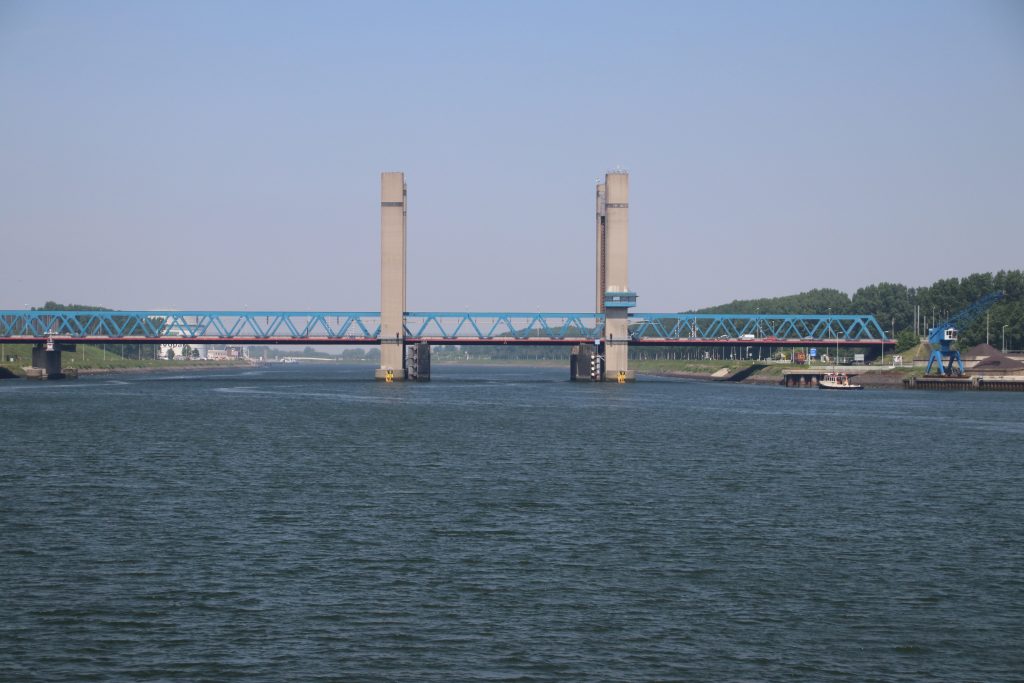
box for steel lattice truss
[0,311,383,344]
[628,314,888,344]
[404,313,602,343]
[0,310,889,345]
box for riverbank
[633,359,922,388]
[0,359,253,379]
[75,361,254,377]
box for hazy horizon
[3,1,1022,313]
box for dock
[904,376,1024,392]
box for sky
[1,0,1022,313]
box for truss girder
[628,314,887,342]
[403,313,604,341]
[0,311,384,343]
[0,311,888,343]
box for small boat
[819,371,863,390]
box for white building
[205,346,247,361]
[159,341,208,360]
[157,320,207,360]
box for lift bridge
[1,170,892,380]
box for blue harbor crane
[925,291,1005,376]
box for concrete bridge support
[27,343,75,380]
[597,171,635,381]
[376,171,407,381]
[570,343,604,381]
[406,342,431,381]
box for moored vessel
[819,371,862,390]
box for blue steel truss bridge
[0,310,891,348]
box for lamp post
[889,316,895,366]
[756,307,761,360]
[1003,325,1009,354]
[827,307,832,367]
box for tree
[35,301,112,311]
[166,348,175,360]
[697,288,852,315]
[895,329,919,354]
[851,282,913,333]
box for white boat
[820,317,862,390]
[819,371,862,390]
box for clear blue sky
[2,1,1022,312]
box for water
[2,364,1022,681]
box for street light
[1003,325,1009,354]
[827,307,832,366]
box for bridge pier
[570,343,603,381]
[26,342,75,380]
[375,338,405,381]
[406,342,430,381]
[604,337,633,382]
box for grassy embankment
[0,343,245,378]
[631,358,747,376]
[631,357,927,382]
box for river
[2,364,1022,681]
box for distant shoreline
[0,361,253,380]
[74,361,253,377]
[0,358,951,389]
[635,363,913,388]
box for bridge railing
[0,310,889,343]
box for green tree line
[696,270,1024,350]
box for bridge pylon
[595,170,635,382]
[376,171,408,381]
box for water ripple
[2,365,1022,681]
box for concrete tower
[595,181,607,313]
[377,171,407,380]
[598,170,635,381]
